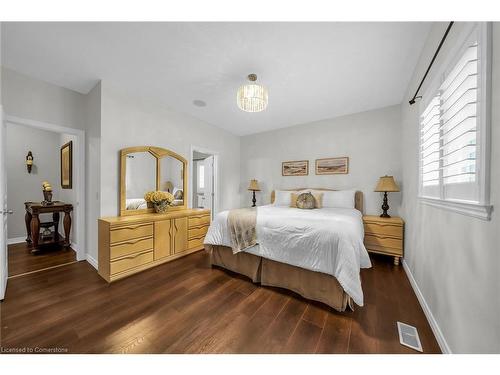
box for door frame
[3,115,86,262]
[1,105,7,299]
[189,145,218,219]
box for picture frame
[315,157,349,175]
[60,141,73,189]
[282,160,309,176]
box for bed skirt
[205,244,352,312]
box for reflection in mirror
[125,152,156,210]
[160,156,184,207]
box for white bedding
[204,205,371,306]
[126,198,148,210]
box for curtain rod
[409,22,454,105]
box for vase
[42,190,53,205]
[153,200,169,214]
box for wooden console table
[25,201,73,253]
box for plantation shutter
[420,39,480,202]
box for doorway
[190,146,218,219]
[1,115,86,283]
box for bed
[204,188,371,311]
[125,188,184,210]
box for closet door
[173,217,188,254]
[154,220,172,259]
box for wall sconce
[26,151,34,173]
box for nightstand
[363,215,404,265]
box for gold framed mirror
[120,146,188,216]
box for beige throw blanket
[228,207,257,253]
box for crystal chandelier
[237,74,268,112]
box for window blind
[420,41,479,200]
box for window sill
[418,197,493,220]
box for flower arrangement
[42,181,53,192]
[42,181,53,204]
[144,191,175,213]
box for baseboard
[86,254,98,270]
[7,237,25,245]
[402,259,452,354]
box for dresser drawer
[188,225,208,240]
[110,250,154,275]
[110,223,153,243]
[110,237,153,259]
[188,236,205,250]
[188,215,210,228]
[365,234,403,253]
[364,221,402,239]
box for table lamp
[374,175,400,218]
[248,179,261,207]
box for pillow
[274,190,294,206]
[296,192,315,209]
[291,191,323,208]
[322,190,356,209]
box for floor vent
[397,321,423,352]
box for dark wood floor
[0,251,440,354]
[8,242,77,277]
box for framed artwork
[60,141,73,189]
[315,157,349,175]
[282,160,309,176]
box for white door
[0,108,9,300]
[203,156,214,214]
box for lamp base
[251,190,257,207]
[380,191,390,218]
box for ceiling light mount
[237,73,268,113]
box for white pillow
[274,190,294,206]
[322,190,356,209]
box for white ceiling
[1,22,432,136]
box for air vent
[397,321,423,352]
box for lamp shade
[164,181,173,193]
[374,175,400,192]
[248,179,261,191]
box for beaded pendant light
[237,74,268,112]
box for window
[419,23,492,220]
[198,164,205,189]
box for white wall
[5,123,61,238]
[1,68,86,130]
[84,82,101,264]
[240,105,402,214]
[400,22,500,353]
[99,83,241,216]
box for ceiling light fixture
[237,74,268,112]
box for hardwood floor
[0,251,441,354]
[7,242,77,277]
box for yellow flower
[144,190,174,204]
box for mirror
[120,146,188,216]
[124,152,157,211]
[160,156,185,207]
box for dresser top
[363,215,404,225]
[100,208,210,224]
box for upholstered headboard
[270,188,364,213]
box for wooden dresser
[98,208,210,282]
[363,215,404,266]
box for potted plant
[144,191,175,214]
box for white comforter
[204,205,372,306]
